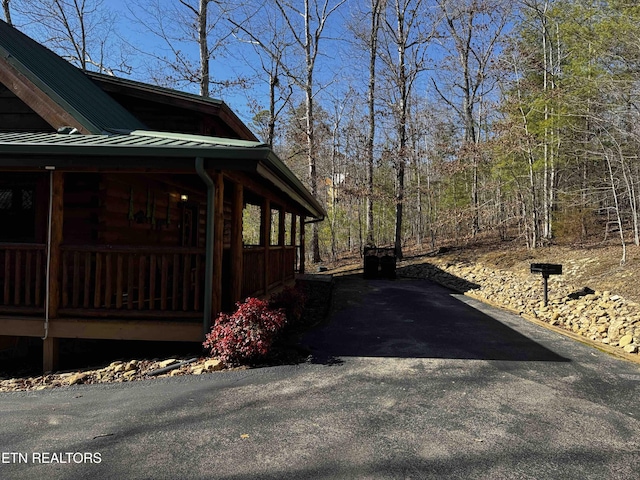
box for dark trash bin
[363,254,379,279]
[380,255,396,279]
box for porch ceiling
[0,130,325,220]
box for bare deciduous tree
[14,0,128,75]
[379,0,437,258]
[433,0,510,237]
[229,3,295,146]
[234,0,345,263]
[130,0,239,97]
[352,0,385,246]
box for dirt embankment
[396,244,640,362]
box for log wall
[0,85,54,132]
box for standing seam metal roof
[0,20,146,134]
[0,130,326,219]
[0,21,324,219]
[0,131,265,150]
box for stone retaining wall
[401,260,640,358]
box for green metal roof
[0,21,324,219]
[87,72,225,108]
[0,131,265,153]
[88,73,259,141]
[0,20,146,134]
[0,131,325,219]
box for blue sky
[7,0,506,140]
[101,0,353,127]
[7,0,387,131]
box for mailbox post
[530,263,562,306]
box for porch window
[242,203,261,245]
[0,186,36,242]
[270,209,280,246]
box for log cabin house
[0,21,325,372]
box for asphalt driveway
[1,275,639,479]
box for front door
[179,202,199,247]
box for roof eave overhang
[0,53,97,134]
[0,144,325,220]
[255,162,324,220]
[88,73,258,141]
[260,152,325,220]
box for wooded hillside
[5,0,640,264]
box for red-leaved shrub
[268,285,307,324]
[203,297,286,366]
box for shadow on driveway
[302,273,569,363]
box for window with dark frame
[0,185,36,242]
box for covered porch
[0,131,322,371]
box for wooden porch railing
[242,246,296,299]
[242,247,265,299]
[284,247,296,279]
[0,242,298,317]
[0,243,46,312]
[60,245,205,318]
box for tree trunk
[301,0,322,263]
[267,72,277,146]
[605,151,626,265]
[366,0,382,246]
[393,0,408,260]
[3,0,12,25]
[198,0,210,97]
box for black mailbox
[530,263,562,306]
[530,263,562,276]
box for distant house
[0,20,325,372]
[324,173,346,204]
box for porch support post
[261,197,270,294]
[212,172,224,316]
[43,169,63,373]
[299,216,306,274]
[48,170,64,319]
[279,208,286,283]
[230,182,243,304]
[43,336,59,373]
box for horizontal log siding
[0,87,53,131]
[97,174,218,249]
[60,245,205,318]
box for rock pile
[402,259,640,358]
[0,357,223,393]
